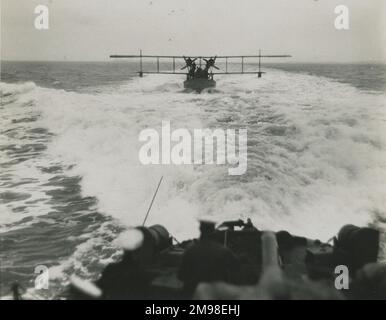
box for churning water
[1,61,385,298]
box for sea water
[1,61,385,298]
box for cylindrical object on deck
[261,231,280,272]
[147,224,171,252]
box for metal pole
[226,57,228,73]
[157,57,160,73]
[142,176,164,226]
[173,57,175,73]
[241,56,244,73]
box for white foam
[2,69,386,241]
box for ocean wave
[2,70,383,241]
[0,81,37,98]
[1,70,386,298]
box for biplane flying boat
[110,50,291,92]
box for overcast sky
[1,0,385,62]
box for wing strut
[139,49,143,77]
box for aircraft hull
[183,79,216,92]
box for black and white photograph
[1,0,386,304]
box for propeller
[181,56,197,70]
[204,56,219,70]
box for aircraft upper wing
[110,55,184,58]
[110,54,291,59]
[215,55,291,58]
